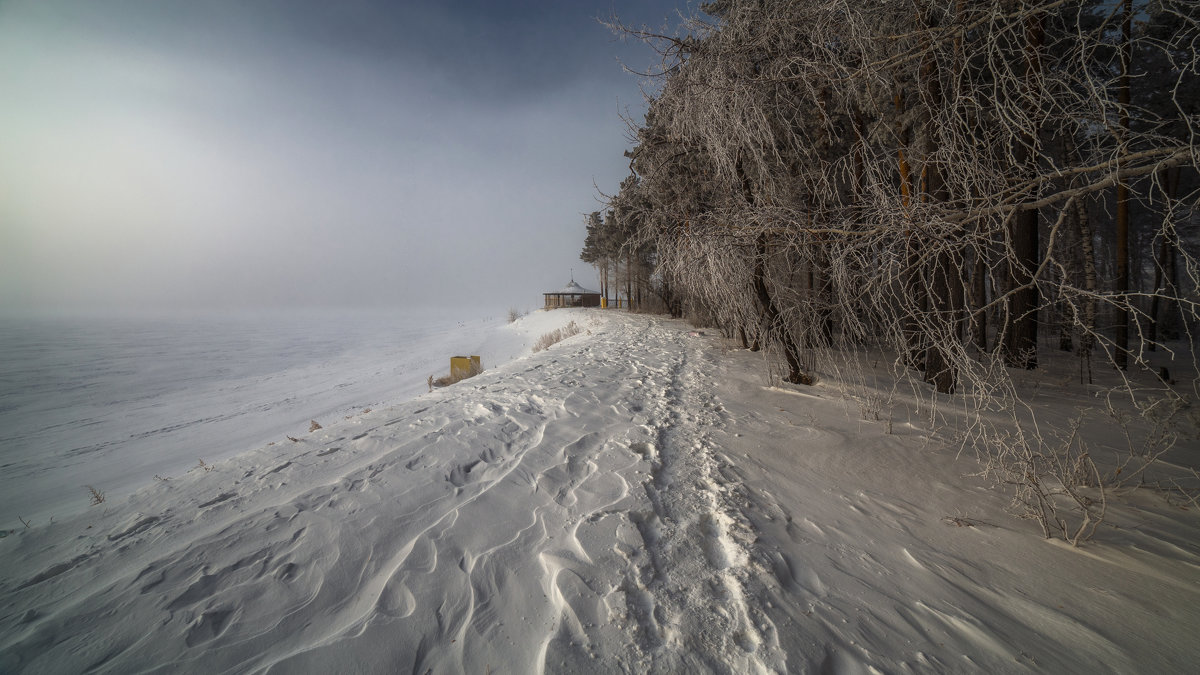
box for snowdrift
[1,310,1198,673]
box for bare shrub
[507,307,527,323]
[309,420,322,432]
[86,485,105,506]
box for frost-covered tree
[592,0,1200,542]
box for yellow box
[450,355,481,379]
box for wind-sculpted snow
[0,310,530,528]
[1,309,1198,673]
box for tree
[580,211,612,302]
[593,0,1200,541]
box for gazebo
[543,279,601,309]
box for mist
[0,0,685,313]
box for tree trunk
[1148,166,1181,348]
[916,15,962,395]
[1002,8,1043,370]
[636,255,644,308]
[604,260,611,305]
[895,87,928,373]
[1003,207,1040,370]
[754,235,808,384]
[1114,0,1133,369]
[895,90,912,212]
[1058,295,1074,352]
[921,200,962,394]
[1059,133,1097,383]
[626,249,634,311]
[971,249,989,352]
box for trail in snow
[2,309,1198,674]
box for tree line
[582,0,1199,542]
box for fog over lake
[0,0,686,313]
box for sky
[0,0,692,313]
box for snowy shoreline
[0,307,540,528]
[2,309,1198,673]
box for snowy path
[535,318,783,673]
[2,310,1198,673]
[0,312,778,673]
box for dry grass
[532,321,581,353]
[433,360,483,388]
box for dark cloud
[0,0,690,312]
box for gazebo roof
[547,280,599,295]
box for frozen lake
[0,307,518,528]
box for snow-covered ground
[0,308,534,528]
[1,309,1198,673]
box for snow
[548,280,599,295]
[1,309,1198,673]
[0,308,538,528]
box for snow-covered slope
[0,308,550,528]
[1,310,1197,673]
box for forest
[581,0,1199,543]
